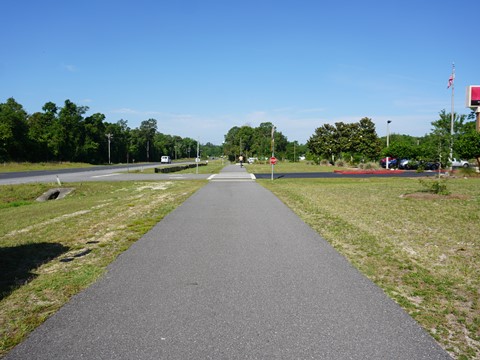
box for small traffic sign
[270,156,277,165]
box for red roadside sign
[270,156,277,165]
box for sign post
[271,126,276,180]
[466,85,480,132]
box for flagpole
[449,63,455,167]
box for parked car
[399,159,419,170]
[450,158,469,168]
[398,159,441,171]
[421,161,440,170]
[247,157,257,164]
[160,156,171,164]
[380,158,397,168]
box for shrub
[456,166,477,178]
[320,159,331,166]
[364,162,378,170]
[335,159,346,167]
[418,179,450,195]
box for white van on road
[161,156,171,164]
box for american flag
[447,63,455,89]
[447,74,454,89]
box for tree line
[2,96,479,166]
[306,112,480,167]
[0,98,222,163]
[379,110,480,168]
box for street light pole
[106,133,113,164]
[387,120,391,147]
[386,120,391,169]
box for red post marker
[270,156,277,165]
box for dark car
[380,158,397,168]
[422,161,440,170]
[398,159,440,171]
[398,159,419,170]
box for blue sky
[2,0,478,145]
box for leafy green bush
[418,179,450,195]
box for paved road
[254,171,442,179]
[0,163,211,185]
[0,163,444,185]
[5,165,451,359]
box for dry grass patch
[261,177,480,360]
[0,180,205,356]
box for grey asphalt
[5,165,452,359]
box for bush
[456,166,477,178]
[320,159,331,166]
[334,159,346,167]
[154,163,207,173]
[358,162,378,170]
[418,179,450,195]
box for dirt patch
[400,192,470,200]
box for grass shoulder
[260,177,480,359]
[246,161,340,173]
[0,162,97,173]
[0,180,206,356]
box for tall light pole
[386,120,392,147]
[196,138,200,174]
[106,133,113,164]
[146,140,150,162]
[386,120,392,169]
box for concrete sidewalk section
[209,164,256,181]
[6,168,451,359]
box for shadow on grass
[0,242,69,300]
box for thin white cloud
[110,108,139,114]
[299,107,326,114]
[62,64,78,72]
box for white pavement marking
[209,172,255,182]
[91,173,121,178]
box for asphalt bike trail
[5,165,451,359]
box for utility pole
[106,133,113,164]
[386,120,391,169]
[146,140,150,162]
[196,138,200,174]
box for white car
[160,156,171,164]
[450,158,469,168]
[247,157,257,164]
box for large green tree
[0,98,29,161]
[307,118,380,163]
[430,109,467,165]
[55,100,89,161]
[223,123,288,162]
[138,119,157,161]
[27,102,58,161]
[78,113,107,163]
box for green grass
[0,162,95,173]
[174,159,226,174]
[246,161,342,173]
[260,177,480,359]
[0,180,206,356]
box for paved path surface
[6,165,451,359]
